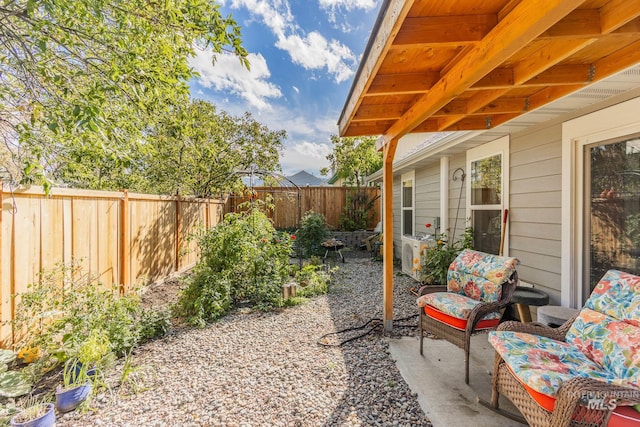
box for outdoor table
[322,239,345,263]
[509,286,550,322]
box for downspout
[382,138,398,331]
[440,157,450,237]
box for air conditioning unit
[401,236,423,281]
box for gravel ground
[57,252,431,426]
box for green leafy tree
[1,0,248,189]
[322,135,382,187]
[141,101,285,197]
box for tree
[323,135,382,231]
[141,100,285,197]
[0,0,248,188]
[322,135,382,187]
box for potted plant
[55,329,110,413]
[10,397,55,427]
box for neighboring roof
[285,171,328,187]
[327,173,340,185]
[338,0,640,147]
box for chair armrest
[496,320,568,341]
[550,378,640,427]
[418,285,447,296]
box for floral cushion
[447,249,519,302]
[489,269,640,401]
[565,270,640,389]
[489,330,613,397]
[417,292,501,321]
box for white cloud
[276,31,355,83]
[280,141,332,175]
[292,86,299,94]
[318,0,377,10]
[189,49,282,110]
[318,0,378,26]
[225,0,356,82]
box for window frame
[466,135,510,254]
[562,96,640,307]
[401,170,415,236]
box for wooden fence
[224,186,381,230]
[0,183,224,343]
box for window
[401,171,415,236]
[467,136,509,254]
[562,96,640,307]
[583,135,640,301]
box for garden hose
[317,314,418,347]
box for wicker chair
[488,270,640,427]
[417,249,520,384]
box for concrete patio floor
[388,334,527,427]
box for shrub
[296,211,328,257]
[338,190,377,231]
[10,262,169,378]
[420,227,474,285]
[176,206,294,326]
[295,263,334,297]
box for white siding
[415,166,440,236]
[510,124,563,303]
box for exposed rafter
[338,0,640,142]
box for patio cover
[337,0,640,329]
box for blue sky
[188,0,382,177]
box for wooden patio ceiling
[338,0,640,148]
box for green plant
[0,350,31,398]
[420,227,474,285]
[296,211,329,257]
[9,262,169,383]
[175,206,294,326]
[338,190,377,231]
[295,263,335,297]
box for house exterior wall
[509,124,563,303]
[389,95,640,307]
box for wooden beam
[393,14,497,47]
[367,72,440,95]
[338,0,416,136]
[472,98,529,115]
[528,85,585,111]
[512,39,597,85]
[379,0,584,147]
[353,104,406,121]
[440,113,520,132]
[538,9,601,38]
[593,40,640,80]
[413,119,440,133]
[601,0,640,34]
[471,68,514,90]
[382,138,398,331]
[523,64,594,86]
[435,89,509,130]
[343,121,391,137]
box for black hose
[317,314,418,347]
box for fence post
[175,194,181,272]
[120,190,130,294]
[205,198,210,230]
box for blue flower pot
[55,382,92,413]
[10,403,55,427]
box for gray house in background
[338,0,640,328]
